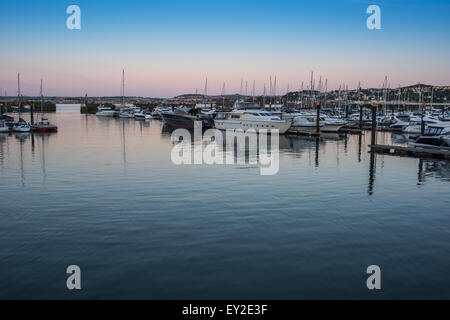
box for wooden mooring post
[30,103,34,125]
[371,102,377,147]
[316,101,321,136]
[421,102,426,135]
[359,103,363,131]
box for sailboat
[31,79,58,132]
[12,73,31,132]
[116,69,136,118]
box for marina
[1,105,450,299]
[1,0,450,304]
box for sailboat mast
[121,69,125,105]
[17,72,21,118]
[221,82,225,109]
[263,83,266,109]
[40,79,44,121]
[204,77,208,108]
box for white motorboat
[409,124,450,150]
[320,115,347,132]
[152,105,171,119]
[402,116,441,136]
[0,120,10,133]
[118,107,135,118]
[96,105,115,117]
[214,109,292,134]
[232,100,260,110]
[289,115,323,134]
[134,111,152,120]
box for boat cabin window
[424,127,443,136]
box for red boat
[31,119,58,132]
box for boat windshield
[424,127,443,136]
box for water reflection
[417,159,450,183]
[15,132,29,187]
[368,152,377,195]
[1,113,450,195]
[0,133,7,167]
[358,134,362,163]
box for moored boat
[134,110,153,120]
[31,79,58,133]
[408,124,450,150]
[31,119,58,132]
[152,105,170,120]
[0,120,10,133]
[214,109,291,134]
[12,118,31,132]
[289,115,323,134]
[161,107,214,129]
[96,105,116,117]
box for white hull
[119,113,134,118]
[403,125,422,134]
[134,113,153,120]
[322,124,345,132]
[96,111,115,117]
[214,119,291,134]
[0,127,10,133]
[409,142,450,151]
[13,125,31,132]
[288,125,321,134]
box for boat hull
[322,124,345,133]
[13,126,31,132]
[96,112,115,117]
[287,126,322,134]
[214,119,291,134]
[32,126,58,133]
[162,113,214,129]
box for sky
[0,0,449,97]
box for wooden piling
[371,102,377,147]
[30,103,34,125]
[359,103,363,131]
[421,102,426,135]
[316,101,321,135]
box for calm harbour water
[1,105,450,299]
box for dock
[370,144,450,160]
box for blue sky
[0,0,449,97]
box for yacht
[409,124,450,150]
[233,100,260,110]
[134,110,152,120]
[152,105,171,120]
[96,105,116,117]
[214,109,291,134]
[118,107,135,118]
[402,116,441,138]
[289,115,323,134]
[319,114,347,132]
[161,107,214,129]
